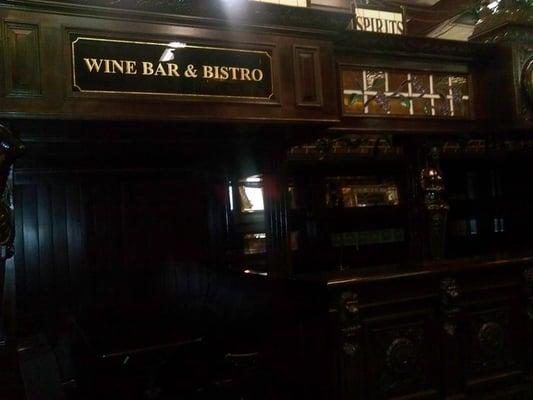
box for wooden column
[420,145,449,261]
[261,138,292,279]
[439,277,464,399]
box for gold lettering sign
[71,36,274,100]
[354,8,404,35]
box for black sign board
[71,35,273,100]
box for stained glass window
[342,68,470,118]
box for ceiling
[399,0,477,40]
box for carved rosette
[386,337,418,374]
[338,291,362,359]
[421,146,449,260]
[374,325,426,395]
[478,322,505,356]
[440,277,460,336]
[469,311,513,374]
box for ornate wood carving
[421,146,449,260]
[386,337,418,375]
[472,0,533,43]
[373,324,427,395]
[478,322,505,356]
[468,310,514,375]
[440,277,460,337]
[338,291,361,359]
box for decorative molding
[293,45,323,108]
[4,22,42,97]
[337,30,491,59]
[472,0,533,43]
[386,337,417,375]
[289,135,403,160]
[440,277,460,337]
[421,146,449,259]
[479,26,533,44]
[0,0,352,33]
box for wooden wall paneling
[65,184,87,315]
[21,184,40,316]
[4,22,41,97]
[13,184,25,321]
[12,166,217,327]
[262,141,292,278]
[50,184,70,314]
[36,184,53,313]
[205,174,230,270]
[0,8,345,123]
[294,45,323,107]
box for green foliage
[349,93,363,106]
[400,98,411,109]
[372,77,385,88]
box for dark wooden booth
[0,0,532,399]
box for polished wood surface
[0,1,531,399]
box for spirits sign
[71,35,274,100]
[355,8,405,35]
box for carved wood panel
[462,302,525,392]
[293,45,323,107]
[466,309,514,375]
[3,22,41,97]
[363,312,439,399]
